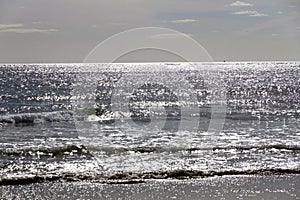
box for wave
[0,111,73,125]
[199,110,300,121]
[188,144,300,152]
[1,144,298,158]
[0,168,299,185]
[0,145,92,159]
[88,144,300,154]
[0,109,298,126]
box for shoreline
[1,174,299,199]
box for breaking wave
[0,111,73,125]
[0,145,92,159]
[0,168,299,185]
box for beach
[1,175,299,199]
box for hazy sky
[0,0,299,62]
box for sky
[0,0,299,62]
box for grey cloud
[0,24,24,29]
[171,19,198,23]
[234,10,268,17]
[230,1,253,7]
[150,33,194,39]
[0,28,58,33]
[0,23,58,33]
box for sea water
[0,62,299,184]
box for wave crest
[0,111,73,125]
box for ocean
[0,62,299,185]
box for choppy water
[0,62,299,184]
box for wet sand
[0,174,299,199]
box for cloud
[0,28,58,33]
[150,33,193,39]
[0,23,58,33]
[0,24,24,29]
[171,19,198,23]
[234,10,268,17]
[230,1,253,7]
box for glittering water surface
[0,62,299,183]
